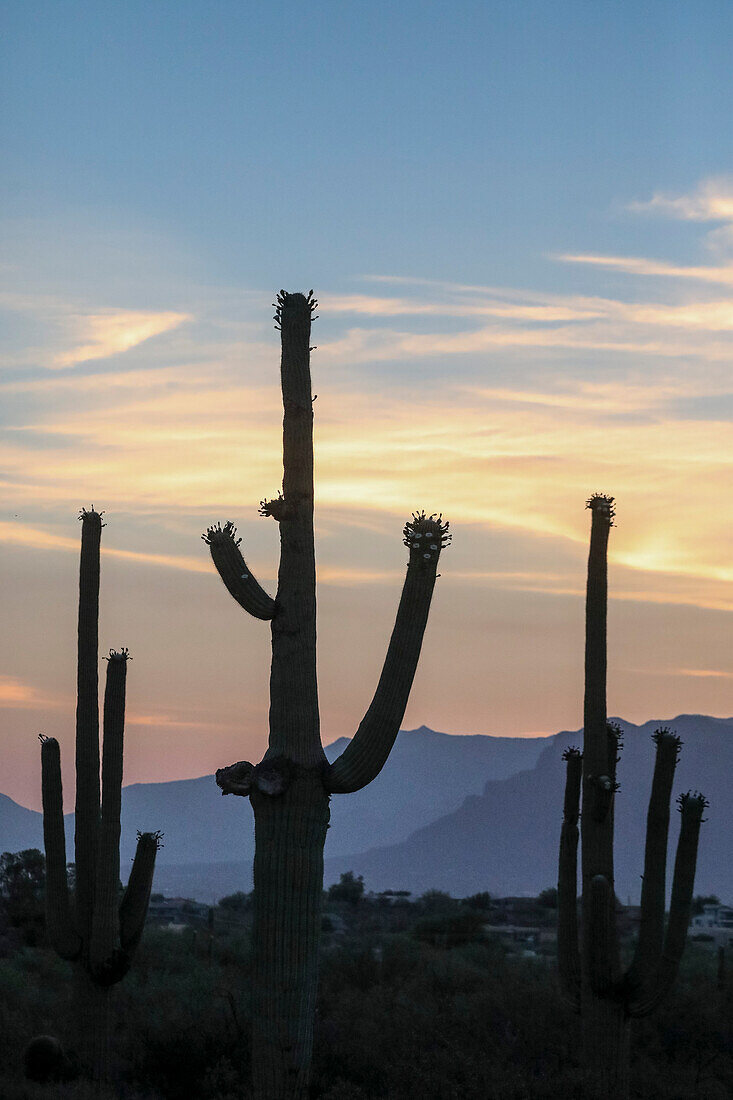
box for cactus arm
[39,736,81,960]
[119,831,161,955]
[583,495,614,776]
[629,791,707,1017]
[90,650,127,977]
[558,747,582,1006]
[266,291,324,767]
[203,522,276,620]
[75,508,102,944]
[626,728,680,994]
[580,496,619,988]
[326,513,451,794]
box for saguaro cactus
[558,495,707,1099]
[204,290,450,1099]
[39,509,160,1083]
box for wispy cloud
[0,675,63,709]
[558,252,733,286]
[53,309,190,368]
[560,176,733,283]
[628,177,733,222]
[675,668,733,679]
[1,179,731,623]
[126,711,228,729]
[0,521,210,574]
[0,291,190,370]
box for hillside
[324,715,733,902]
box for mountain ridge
[2,717,729,905]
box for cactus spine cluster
[40,509,160,1083]
[558,495,707,1099]
[205,291,450,1099]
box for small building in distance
[147,896,209,927]
[690,903,733,947]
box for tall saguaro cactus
[558,495,707,1099]
[204,290,450,1099]
[40,509,160,1083]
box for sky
[1,1,731,810]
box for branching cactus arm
[266,290,322,767]
[583,494,614,781]
[326,513,451,794]
[558,746,582,1006]
[90,650,128,978]
[39,735,81,960]
[580,495,619,987]
[629,791,708,1017]
[203,522,276,621]
[120,831,163,955]
[75,508,102,945]
[626,728,681,993]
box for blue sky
[5,1,733,289]
[1,1,732,808]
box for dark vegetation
[0,864,730,1099]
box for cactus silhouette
[204,290,450,1099]
[557,495,707,1099]
[39,509,160,1083]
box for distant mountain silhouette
[0,725,549,873]
[323,715,733,903]
[0,793,45,853]
[2,718,728,905]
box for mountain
[323,715,733,904]
[4,718,728,906]
[0,793,45,854]
[0,725,549,879]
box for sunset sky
[1,1,731,810]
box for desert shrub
[411,909,487,948]
[117,930,251,1099]
[0,908,728,1098]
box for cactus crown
[403,512,451,567]
[677,790,708,818]
[585,493,616,524]
[652,725,681,744]
[562,746,582,761]
[105,648,130,662]
[78,507,105,527]
[652,725,682,760]
[258,492,288,520]
[273,289,318,330]
[136,830,164,850]
[202,520,242,547]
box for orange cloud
[53,309,190,367]
[557,252,733,286]
[0,675,64,709]
[0,521,210,574]
[674,668,733,679]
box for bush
[412,910,487,948]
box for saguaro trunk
[72,968,112,1084]
[581,998,630,1100]
[250,775,330,1095]
[208,290,450,1099]
[557,495,707,1100]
